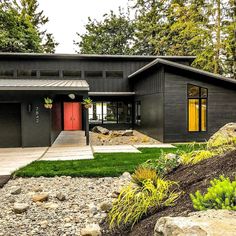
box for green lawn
[14,143,205,177]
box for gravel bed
[0,175,130,236]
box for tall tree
[0,0,58,53]
[0,0,42,52]
[16,0,58,53]
[74,9,135,55]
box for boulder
[122,130,133,136]
[56,192,66,201]
[13,203,29,214]
[120,172,131,180]
[32,193,49,202]
[154,210,236,236]
[92,126,109,135]
[208,123,236,147]
[10,186,22,195]
[81,223,102,236]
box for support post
[85,108,89,145]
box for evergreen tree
[74,9,135,55]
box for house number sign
[35,106,40,124]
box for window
[105,71,123,79]
[40,70,59,77]
[135,101,141,125]
[88,101,132,124]
[17,70,37,77]
[63,71,81,77]
[85,71,103,78]
[0,70,14,77]
[188,84,207,132]
[88,102,102,124]
[103,102,117,123]
[118,102,132,124]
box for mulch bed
[0,175,11,188]
[105,149,236,236]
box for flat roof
[0,79,89,91]
[128,58,236,85]
[0,52,196,61]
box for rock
[10,186,22,195]
[88,203,98,214]
[81,223,102,236]
[122,130,133,136]
[13,203,29,214]
[56,192,66,201]
[120,172,131,180]
[154,210,236,236]
[32,193,49,202]
[92,126,109,135]
[208,123,236,147]
[165,153,178,160]
[44,202,59,209]
[99,201,112,212]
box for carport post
[85,107,89,145]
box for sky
[39,0,132,53]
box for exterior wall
[0,91,51,147]
[164,67,236,142]
[51,102,62,144]
[132,67,164,142]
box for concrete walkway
[92,145,141,153]
[0,147,47,175]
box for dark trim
[187,84,208,133]
[129,58,236,86]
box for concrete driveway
[0,147,47,175]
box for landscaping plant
[131,167,158,187]
[109,178,181,228]
[190,175,236,211]
[141,151,180,177]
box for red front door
[64,102,82,130]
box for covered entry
[0,103,21,147]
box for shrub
[131,167,158,187]
[109,178,181,228]
[181,149,217,165]
[190,175,236,211]
[141,151,180,177]
[208,135,236,148]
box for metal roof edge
[128,58,236,85]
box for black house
[0,53,235,148]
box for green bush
[190,175,236,211]
[108,178,181,228]
[141,151,180,177]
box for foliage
[44,97,53,104]
[141,151,180,177]
[190,175,236,211]
[181,149,217,165]
[131,167,158,187]
[109,179,181,228]
[0,1,42,52]
[0,0,57,53]
[74,9,135,55]
[208,135,236,148]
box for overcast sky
[39,0,132,53]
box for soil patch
[91,130,161,146]
[0,175,11,188]
[105,149,236,236]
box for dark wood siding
[0,58,152,92]
[133,67,164,141]
[164,67,236,142]
[0,103,21,147]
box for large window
[88,101,132,124]
[188,84,207,132]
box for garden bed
[107,148,236,236]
